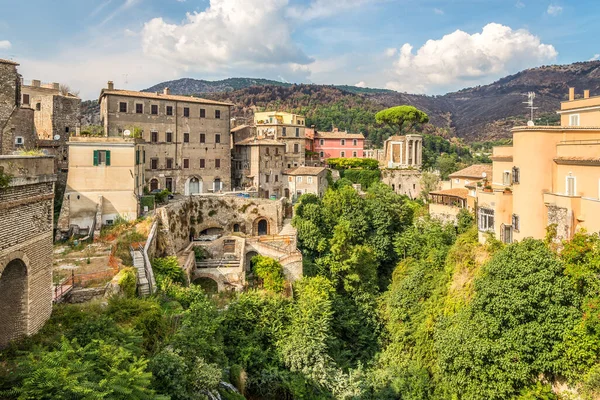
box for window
[136,103,143,114]
[183,159,189,169]
[341,151,345,157]
[319,139,324,145]
[200,108,206,118]
[569,114,580,126]
[307,176,313,184]
[512,167,520,184]
[183,107,190,117]
[288,176,293,182]
[275,175,279,182]
[200,133,206,143]
[166,105,173,116]
[166,158,173,169]
[22,94,30,105]
[500,224,513,244]
[341,139,346,146]
[184,133,190,143]
[119,102,127,112]
[265,147,270,155]
[15,136,24,146]
[294,143,299,153]
[65,127,70,133]
[143,150,146,163]
[93,150,111,166]
[215,159,221,168]
[215,110,221,119]
[151,104,158,115]
[353,139,357,146]
[478,208,495,232]
[566,176,576,196]
[295,128,299,137]
[503,171,511,186]
[320,151,324,157]
[215,134,221,144]
[265,175,270,183]
[200,159,206,168]
[282,127,287,136]
[296,176,302,183]
[512,214,520,232]
[275,148,279,155]
[353,151,357,157]
[36,103,41,111]
[150,158,158,170]
[166,131,172,143]
[151,131,158,143]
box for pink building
[314,129,365,160]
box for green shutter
[105,151,111,166]
[143,150,146,163]
[136,150,140,165]
[93,150,99,166]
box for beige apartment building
[57,136,145,239]
[476,87,600,244]
[99,82,233,195]
[232,137,286,199]
[285,166,329,200]
[254,111,306,168]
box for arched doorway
[192,277,219,295]
[0,259,28,347]
[150,179,159,191]
[233,223,240,233]
[246,251,259,272]
[189,177,201,195]
[257,219,268,236]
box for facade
[448,164,492,190]
[232,137,286,199]
[313,129,365,160]
[57,136,145,239]
[381,134,423,169]
[0,59,36,155]
[99,82,233,195]
[0,155,56,348]
[476,87,600,244]
[254,111,306,168]
[284,166,329,200]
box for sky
[0,0,598,99]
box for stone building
[0,155,56,348]
[232,137,286,199]
[99,82,233,195]
[57,135,145,239]
[284,166,329,200]
[254,111,306,168]
[0,59,36,155]
[382,134,423,169]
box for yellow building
[477,88,600,244]
[254,111,306,168]
[57,136,145,239]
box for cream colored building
[284,166,329,200]
[57,136,145,239]
[476,87,600,244]
[254,111,306,168]
[232,137,286,199]
[99,82,232,195]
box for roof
[99,89,233,106]
[315,131,365,139]
[0,58,19,66]
[385,134,422,142]
[429,188,469,199]
[236,137,285,146]
[448,164,492,179]
[231,124,251,133]
[554,156,600,166]
[285,166,327,176]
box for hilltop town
[4,55,600,399]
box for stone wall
[429,203,460,225]
[1,107,36,154]
[547,204,572,242]
[0,61,19,138]
[381,169,422,199]
[0,156,56,348]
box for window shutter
[93,150,99,166]
[105,151,111,166]
[136,150,140,165]
[143,150,146,163]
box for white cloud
[547,4,562,16]
[433,8,444,15]
[386,23,557,93]
[100,0,142,26]
[384,47,397,57]
[515,0,525,8]
[0,40,11,50]
[287,0,376,20]
[590,54,600,61]
[142,0,312,72]
[355,81,366,87]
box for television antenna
[523,92,538,125]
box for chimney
[163,87,170,95]
[584,89,590,99]
[32,79,41,88]
[52,82,59,90]
[569,87,575,101]
[107,81,114,90]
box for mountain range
[81,61,600,143]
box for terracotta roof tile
[448,164,492,179]
[285,166,327,176]
[99,89,233,106]
[315,131,365,139]
[429,188,469,199]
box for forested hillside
[3,182,600,399]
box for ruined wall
[1,107,36,154]
[0,156,56,347]
[0,61,19,138]
[381,169,422,199]
[157,196,286,255]
[547,204,572,242]
[429,203,460,225]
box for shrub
[152,256,186,286]
[327,157,379,170]
[252,256,286,293]
[117,267,137,298]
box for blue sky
[0,0,598,99]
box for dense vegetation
[4,182,600,399]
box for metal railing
[53,271,75,304]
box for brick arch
[0,252,30,348]
[191,271,225,292]
[252,217,272,236]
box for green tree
[253,256,286,293]
[419,172,440,200]
[435,153,459,180]
[375,106,429,134]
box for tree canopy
[375,105,430,134]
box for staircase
[132,248,151,296]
